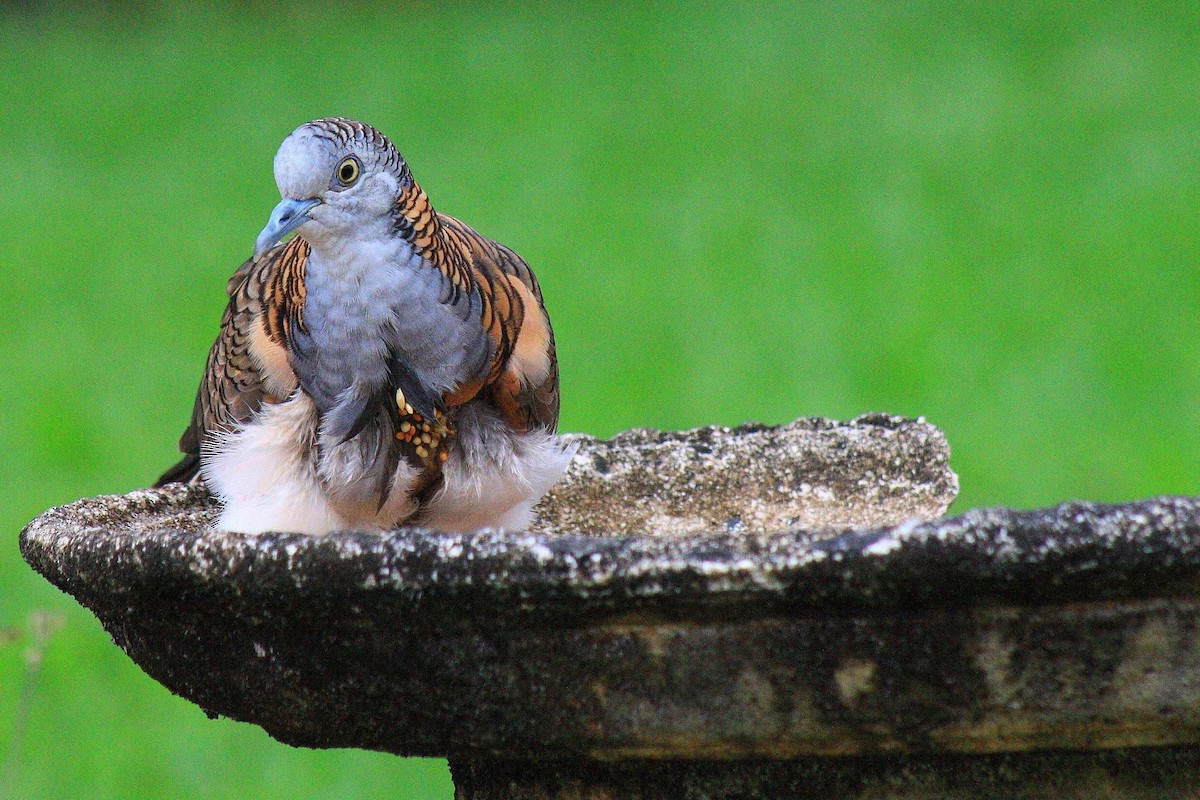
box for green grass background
[2,2,1199,797]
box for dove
[157,118,570,534]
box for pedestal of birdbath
[21,415,1200,798]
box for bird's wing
[392,180,559,432]
[431,212,560,432]
[155,239,307,485]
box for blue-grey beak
[254,197,321,258]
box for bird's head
[254,118,411,258]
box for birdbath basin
[21,414,1200,798]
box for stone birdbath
[20,414,1200,798]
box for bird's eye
[336,157,360,185]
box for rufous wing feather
[422,211,561,433]
[155,239,308,485]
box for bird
[156,117,571,535]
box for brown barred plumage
[158,118,567,533]
[163,238,308,484]
[387,175,559,430]
[261,238,308,350]
[158,130,560,522]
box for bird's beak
[254,197,322,258]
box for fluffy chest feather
[294,235,491,430]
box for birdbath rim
[21,485,1200,625]
[18,416,1200,771]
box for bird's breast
[297,238,491,412]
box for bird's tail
[155,453,202,487]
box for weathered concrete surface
[37,414,956,540]
[20,487,1200,760]
[19,416,1200,798]
[534,414,958,534]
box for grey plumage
[157,118,569,534]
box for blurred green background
[2,1,1199,797]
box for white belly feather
[419,404,577,532]
[202,395,573,535]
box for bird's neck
[304,233,419,296]
[394,180,440,252]
[392,182,474,292]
